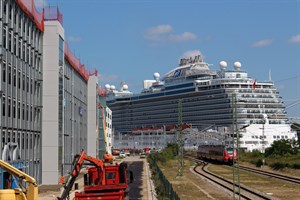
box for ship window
[273,136,276,139]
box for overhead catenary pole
[232,93,241,200]
[177,99,183,177]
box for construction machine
[58,150,129,200]
[0,160,38,200]
[0,150,129,200]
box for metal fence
[148,156,180,200]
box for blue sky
[37,0,300,118]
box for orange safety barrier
[16,0,44,32]
[59,176,65,184]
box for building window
[13,101,16,118]
[59,36,64,66]
[8,99,11,117]
[8,66,11,85]
[18,40,22,57]
[8,31,12,52]
[26,105,29,121]
[26,77,29,92]
[18,102,20,119]
[13,68,16,87]
[2,64,6,83]
[3,27,7,49]
[18,71,21,89]
[22,74,25,91]
[22,103,25,120]
[2,98,5,116]
[30,79,33,94]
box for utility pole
[232,93,240,200]
[261,116,265,167]
[177,99,183,177]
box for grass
[153,155,300,200]
[156,159,230,200]
[208,164,300,200]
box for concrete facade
[42,20,64,184]
[0,0,109,186]
[42,16,90,184]
[0,0,43,185]
[87,75,98,157]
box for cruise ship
[106,54,298,152]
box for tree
[265,139,299,157]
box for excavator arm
[58,150,105,200]
[0,160,38,200]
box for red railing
[64,43,89,81]
[16,0,44,32]
[98,87,107,97]
[132,123,191,132]
[44,6,63,26]
[89,69,98,77]
[17,1,93,81]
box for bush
[270,162,287,170]
[255,159,264,167]
[265,139,299,157]
[292,163,300,169]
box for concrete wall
[87,75,98,157]
[42,20,64,184]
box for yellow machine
[0,160,38,200]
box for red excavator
[58,150,130,200]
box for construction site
[0,0,146,199]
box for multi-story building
[105,106,112,155]
[0,0,43,186]
[0,1,106,186]
[42,6,94,184]
[96,87,113,158]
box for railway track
[239,165,300,185]
[186,154,300,185]
[189,157,274,200]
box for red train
[197,145,237,163]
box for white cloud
[67,36,81,43]
[145,24,197,42]
[180,50,203,59]
[288,34,300,43]
[252,39,273,47]
[146,24,172,35]
[168,32,197,42]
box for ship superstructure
[106,54,297,152]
